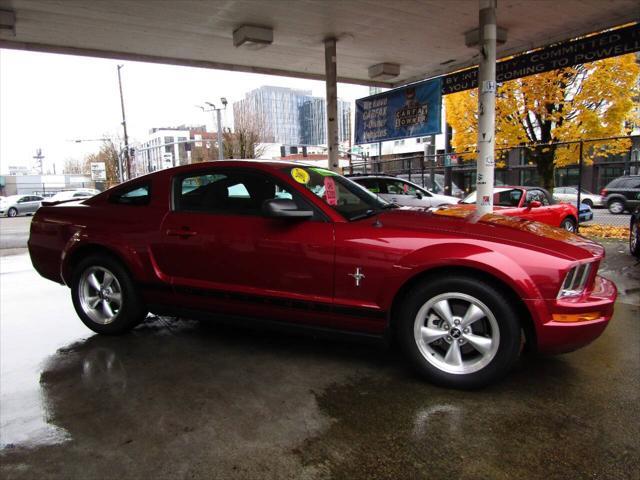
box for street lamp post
[199,98,227,160]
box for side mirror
[262,198,313,219]
[527,200,542,209]
[415,191,423,199]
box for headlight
[557,263,592,298]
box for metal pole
[577,140,584,231]
[216,108,223,160]
[324,38,340,172]
[117,65,131,180]
[475,0,497,214]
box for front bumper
[531,275,617,354]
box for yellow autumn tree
[446,53,640,189]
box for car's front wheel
[397,276,521,389]
[582,199,593,208]
[71,255,148,335]
[7,207,18,217]
[560,217,577,232]
[608,199,625,214]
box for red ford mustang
[28,161,616,388]
[457,186,580,232]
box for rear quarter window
[108,184,151,205]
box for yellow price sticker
[291,167,310,184]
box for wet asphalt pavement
[0,246,639,480]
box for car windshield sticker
[324,177,338,206]
[291,167,310,184]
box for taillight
[600,189,607,196]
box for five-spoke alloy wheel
[71,254,147,334]
[398,275,521,389]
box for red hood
[374,206,603,261]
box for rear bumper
[530,275,617,354]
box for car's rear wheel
[71,255,147,335]
[631,217,640,257]
[560,217,577,232]
[608,199,625,214]
[582,199,593,208]
[7,207,18,217]
[397,276,521,389]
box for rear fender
[61,235,150,286]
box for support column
[325,38,340,172]
[475,0,497,214]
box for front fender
[387,240,547,305]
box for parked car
[457,186,580,232]
[630,207,640,258]
[0,194,44,217]
[349,175,460,208]
[46,189,100,204]
[600,175,640,214]
[553,186,603,208]
[28,161,616,389]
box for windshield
[281,166,391,221]
[461,188,523,207]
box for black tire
[7,207,18,217]
[396,275,521,389]
[560,216,577,232]
[631,217,640,257]
[608,199,625,214]
[71,254,148,335]
[582,199,593,208]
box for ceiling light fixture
[368,63,400,80]
[233,25,274,50]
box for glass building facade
[233,86,351,146]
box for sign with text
[355,78,441,144]
[90,162,106,181]
[441,23,640,95]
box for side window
[175,170,304,216]
[357,178,381,193]
[630,180,640,189]
[109,184,150,205]
[386,180,414,195]
[526,190,548,205]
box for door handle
[166,228,198,237]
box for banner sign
[90,162,106,181]
[355,78,441,144]
[442,23,640,95]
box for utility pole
[201,98,227,160]
[117,65,131,180]
[33,148,45,174]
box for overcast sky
[0,49,369,175]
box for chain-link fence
[349,135,640,229]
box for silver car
[553,187,603,208]
[0,194,44,217]
[351,175,460,208]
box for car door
[524,189,556,224]
[151,167,335,325]
[15,196,29,214]
[382,179,428,207]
